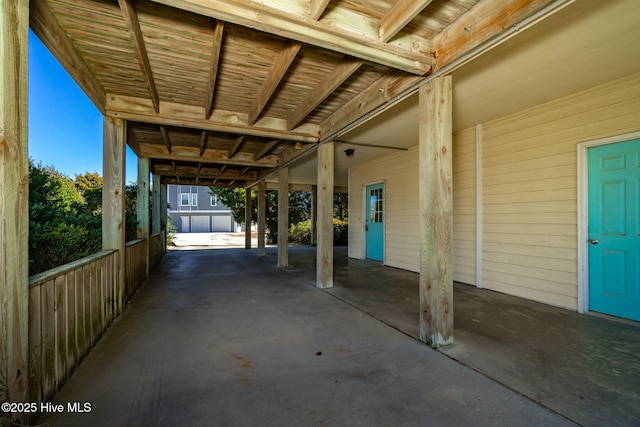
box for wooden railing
[149,231,166,270]
[125,239,147,301]
[28,250,118,403]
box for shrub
[288,218,348,246]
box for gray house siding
[167,185,235,233]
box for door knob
[590,239,598,245]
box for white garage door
[191,216,210,233]
[212,215,232,232]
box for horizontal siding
[453,126,476,285]
[349,147,420,272]
[482,71,640,310]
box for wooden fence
[28,250,118,403]
[125,239,148,302]
[28,235,166,404]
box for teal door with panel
[365,183,384,261]
[588,139,640,321]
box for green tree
[209,186,311,244]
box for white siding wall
[453,127,477,285]
[481,72,640,310]
[348,72,640,311]
[349,147,420,272]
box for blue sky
[28,30,137,183]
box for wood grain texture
[277,167,289,267]
[418,75,453,348]
[0,0,29,411]
[316,142,334,289]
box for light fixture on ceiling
[294,141,302,150]
[344,148,355,158]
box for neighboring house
[167,185,236,233]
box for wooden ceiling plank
[379,0,436,41]
[199,130,207,156]
[159,125,172,153]
[118,0,160,112]
[255,139,280,160]
[139,149,279,168]
[29,0,106,114]
[433,0,559,71]
[247,42,302,125]
[205,20,224,119]
[287,58,362,130]
[148,0,434,74]
[228,135,246,158]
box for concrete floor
[38,246,639,426]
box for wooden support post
[277,167,289,267]
[257,180,266,256]
[103,117,127,315]
[0,0,29,412]
[137,157,150,276]
[137,157,150,239]
[152,173,161,235]
[245,187,252,249]
[160,182,167,231]
[418,75,454,348]
[311,185,318,246]
[316,142,334,288]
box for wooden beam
[199,130,207,156]
[205,20,224,119]
[255,139,280,160]
[29,0,105,113]
[257,180,266,256]
[248,42,301,125]
[316,142,334,288]
[218,164,228,175]
[148,0,434,74]
[240,166,251,176]
[378,0,435,41]
[335,140,409,151]
[0,0,29,413]
[287,58,362,130]
[319,71,422,141]
[433,0,559,71]
[118,0,160,113]
[228,135,245,158]
[106,94,320,143]
[159,125,172,154]
[418,75,453,348]
[309,0,331,19]
[245,188,252,249]
[102,117,127,316]
[277,167,289,267]
[139,147,278,168]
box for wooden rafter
[148,0,434,74]
[379,0,435,41]
[218,164,228,174]
[228,135,245,158]
[287,58,362,130]
[205,20,224,119]
[118,0,160,113]
[141,148,278,168]
[29,0,106,113]
[159,125,172,154]
[248,42,301,125]
[309,0,331,19]
[255,139,279,160]
[240,166,251,176]
[199,130,207,156]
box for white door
[191,216,210,233]
[180,216,190,232]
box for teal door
[365,183,384,261]
[588,139,640,321]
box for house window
[191,193,198,206]
[180,193,190,206]
[211,195,217,206]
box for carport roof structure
[29,0,573,188]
